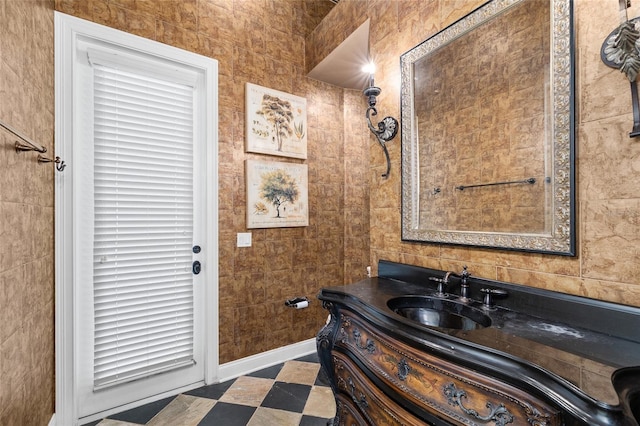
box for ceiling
[307,19,371,90]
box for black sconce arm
[364,86,398,178]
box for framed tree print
[246,160,309,228]
[245,83,307,159]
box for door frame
[54,12,219,425]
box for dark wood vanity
[317,261,640,425]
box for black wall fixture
[602,0,640,137]
[363,70,398,179]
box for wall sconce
[601,0,640,137]
[363,64,398,178]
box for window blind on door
[92,62,196,389]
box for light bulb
[362,62,376,87]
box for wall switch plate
[237,232,252,247]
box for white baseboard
[48,413,56,426]
[217,338,316,383]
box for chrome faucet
[429,266,470,299]
[442,270,456,286]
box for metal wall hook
[15,140,47,153]
[37,154,66,172]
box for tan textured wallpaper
[309,0,640,308]
[54,0,369,364]
[0,0,56,424]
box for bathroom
[1,0,639,424]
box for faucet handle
[460,265,470,281]
[429,276,448,297]
[480,288,508,310]
[460,265,471,286]
[458,266,471,301]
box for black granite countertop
[318,261,640,414]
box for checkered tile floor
[83,354,335,426]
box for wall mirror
[400,0,575,255]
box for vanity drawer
[335,310,562,426]
[332,351,431,426]
[334,394,369,426]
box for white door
[55,14,219,424]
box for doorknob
[192,261,201,275]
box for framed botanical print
[246,159,309,229]
[245,83,307,159]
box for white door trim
[54,12,219,425]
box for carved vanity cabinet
[319,303,561,426]
[317,261,640,426]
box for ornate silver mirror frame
[401,0,575,255]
